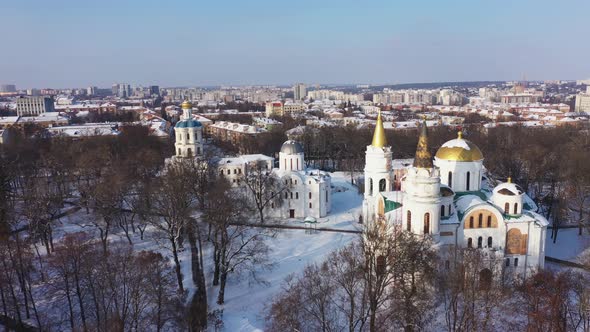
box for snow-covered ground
[545,228,590,262]
[40,172,590,331]
[41,172,363,331]
[207,172,363,331]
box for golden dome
[181,100,192,109]
[371,110,388,148]
[435,131,483,162]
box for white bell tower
[362,111,393,223]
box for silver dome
[280,140,304,154]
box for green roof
[381,194,402,213]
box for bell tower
[401,120,441,237]
[362,110,393,223]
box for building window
[477,237,483,248]
[369,178,373,196]
[441,205,445,217]
[294,180,297,185]
[423,213,430,234]
[285,192,288,199]
[238,169,241,174]
[487,216,492,227]
[448,172,453,188]
[325,191,328,202]
[296,192,299,199]
[290,159,293,170]
[487,236,492,248]
[514,258,519,267]
[220,170,223,176]
[186,133,189,140]
[505,258,510,267]
[466,171,470,191]
[448,204,452,214]
[469,216,474,228]
[407,211,412,231]
[514,203,518,214]
[234,169,237,174]
[478,214,483,228]
[379,179,386,192]
[309,192,312,199]
[309,203,312,208]
[227,169,231,175]
[290,192,293,199]
[468,238,473,248]
[504,203,509,214]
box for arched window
[448,172,453,188]
[469,216,474,228]
[178,148,181,155]
[441,205,445,217]
[505,258,510,267]
[285,192,288,199]
[423,213,430,234]
[467,238,473,248]
[379,179,386,192]
[187,148,192,156]
[227,169,231,175]
[514,203,518,214]
[186,133,190,140]
[295,192,299,199]
[487,236,492,248]
[477,236,483,248]
[466,171,470,191]
[487,216,492,227]
[407,211,412,232]
[197,147,201,155]
[369,178,373,196]
[514,258,519,267]
[448,204,452,214]
[478,213,483,228]
[290,159,293,170]
[309,192,312,199]
[504,203,509,214]
[297,159,299,170]
[284,159,287,170]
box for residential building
[293,83,306,101]
[575,87,590,114]
[16,96,55,116]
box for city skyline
[1,0,590,88]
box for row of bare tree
[267,221,590,332]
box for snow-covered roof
[493,182,523,196]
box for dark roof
[175,119,202,128]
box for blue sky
[1,0,589,88]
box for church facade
[362,112,548,278]
[218,140,332,220]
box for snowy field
[42,172,363,331]
[43,172,590,331]
[207,172,363,331]
[545,228,590,262]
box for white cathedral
[362,112,548,276]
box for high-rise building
[0,84,16,93]
[575,87,590,114]
[293,83,306,101]
[87,86,98,96]
[27,89,41,96]
[149,85,160,96]
[16,96,55,116]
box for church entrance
[289,209,295,218]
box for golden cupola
[413,120,433,168]
[371,110,388,148]
[181,100,192,109]
[435,131,483,162]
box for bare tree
[204,183,271,304]
[242,160,285,224]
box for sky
[1,0,589,88]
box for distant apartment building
[283,102,307,116]
[307,89,344,101]
[575,87,590,114]
[16,96,55,116]
[293,83,306,101]
[0,84,16,93]
[265,101,284,117]
[208,121,267,152]
[149,85,160,96]
[87,86,98,95]
[501,93,540,104]
[27,89,41,96]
